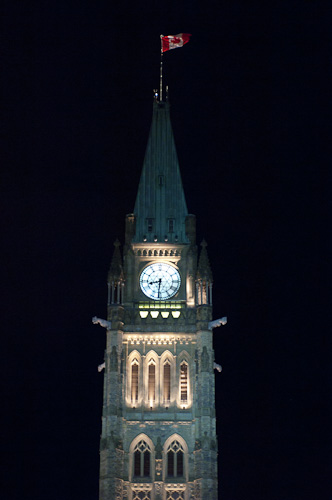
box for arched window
[148,362,156,403]
[131,360,139,403]
[163,361,171,403]
[166,440,184,478]
[180,362,188,402]
[133,440,151,478]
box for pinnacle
[108,238,123,281]
[197,239,213,281]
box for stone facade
[98,100,219,500]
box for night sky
[2,2,330,500]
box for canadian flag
[161,33,191,53]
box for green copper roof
[133,101,189,243]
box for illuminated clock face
[140,263,181,300]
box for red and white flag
[161,33,191,53]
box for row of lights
[143,235,179,242]
[139,311,181,319]
[132,402,188,410]
[129,339,190,345]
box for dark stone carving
[110,346,118,371]
[196,304,212,320]
[203,432,209,449]
[100,438,108,451]
[124,309,132,325]
[116,439,123,450]
[201,346,210,372]
[100,432,117,451]
[155,436,163,459]
[195,350,199,374]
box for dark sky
[2,2,330,500]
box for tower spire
[133,101,188,244]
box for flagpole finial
[160,36,163,102]
[159,33,191,103]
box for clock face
[140,263,181,300]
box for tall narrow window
[164,362,171,403]
[143,450,150,476]
[166,441,185,478]
[177,450,184,476]
[134,450,141,476]
[167,450,174,476]
[180,363,188,402]
[131,361,139,402]
[168,218,174,233]
[148,363,155,403]
[133,440,151,478]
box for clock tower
[96,97,221,500]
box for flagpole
[160,35,163,102]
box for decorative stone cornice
[124,334,194,345]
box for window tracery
[148,362,156,403]
[127,350,192,409]
[160,351,174,407]
[131,359,139,403]
[132,486,152,500]
[163,360,171,403]
[127,351,142,406]
[144,351,159,406]
[165,488,185,500]
[133,440,152,478]
[166,440,185,478]
[180,362,188,403]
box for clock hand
[158,278,161,298]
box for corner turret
[196,239,213,306]
[107,239,124,306]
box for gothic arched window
[163,361,171,403]
[166,440,184,478]
[133,440,151,478]
[180,362,188,403]
[131,359,139,403]
[148,362,156,403]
